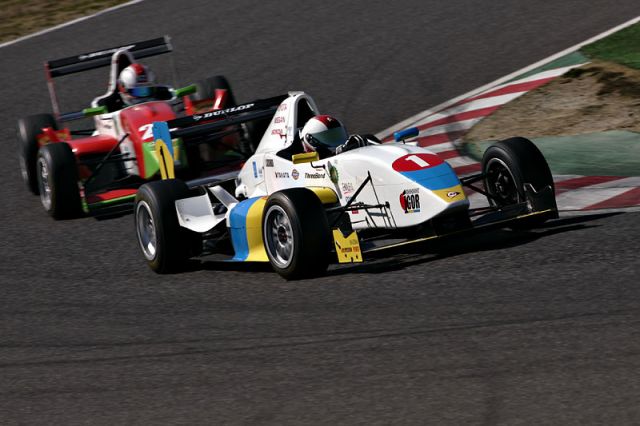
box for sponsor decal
[399,188,421,213]
[305,172,325,179]
[191,104,255,121]
[274,116,286,123]
[447,191,460,198]
[392,153,444,172]
[275,171,290,179]
[341,182,355,193]
[252,161,258,178]
[277,104,287,111]
[271,128,284,136]
[292,169,299,180]
[265,159,274,167]
[328,162,339,184]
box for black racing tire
[262,188,331,280]
[134,179,202,273]
[192,75,237,105]
[482,137,555,228]
[17,113,58,194]
[36,143,82,219]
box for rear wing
[46,36,172,78]
[45,36,172,117]
[168,94,288,138]
[152,94,289,179]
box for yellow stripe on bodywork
[155,140,175,179]
[308,187,338,204]
[432,184,466,203]
[244,197,269,261]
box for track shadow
[155,211,623,276]
[327,212,618,276]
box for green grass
[0,0,129,43]
[581,22,640,70]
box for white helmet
[118,63,157,105]
[299,115,348,154]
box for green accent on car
[142,138,187,178]
[83,105,107,116]
[174,84,197,97]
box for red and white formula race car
[17,36,260,219]
[132,92,558,279]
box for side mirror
[292,152,319,164]
[174,84,197,98]
[82,106,107,117]
[394,127,419,142]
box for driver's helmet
[118,63,158,105]
[299,115,348,154]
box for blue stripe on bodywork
[400,162,460,190]
[229,197,261,261]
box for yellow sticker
[155,139,175,179]
[432,184,466,203]
[333,229,363,263]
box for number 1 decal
[405,155,430,168]
[391,153,444,172]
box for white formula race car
[134,92,557,279]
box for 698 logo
[399,188,421,214]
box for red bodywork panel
[67,134,119,156]
[119,101,176,178]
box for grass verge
[0,0,130,44]
[581,22,640,70]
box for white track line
[376,14,640,139]
[0,0,145,49]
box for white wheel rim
[136,200,157,261]
[264,205,294,268]
[37,157,52,210]
[19,154,28,183]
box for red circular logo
[392,153,443,172]
[399,191,407,211]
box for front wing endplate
[333,229,363,263]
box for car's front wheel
[134,180,202,273]
[262,188,331,280]
[36,143,82,219]
[17,113,58,194]
[482,137,556,228]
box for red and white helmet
[118,63,157,105]
[300,115,348,153]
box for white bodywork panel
[175,193,225,233]
[178,92,469,233]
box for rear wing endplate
[46,36,172,78]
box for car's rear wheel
[36,143,82,219]
[482,137,555,228]
[17,113,58,194]
[134,179,202,273]
[262,188,331,280]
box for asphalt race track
[2,1,640,424]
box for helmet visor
[310,127,348,148]
[127,86,155,98]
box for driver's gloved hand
[335,134,369,155]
